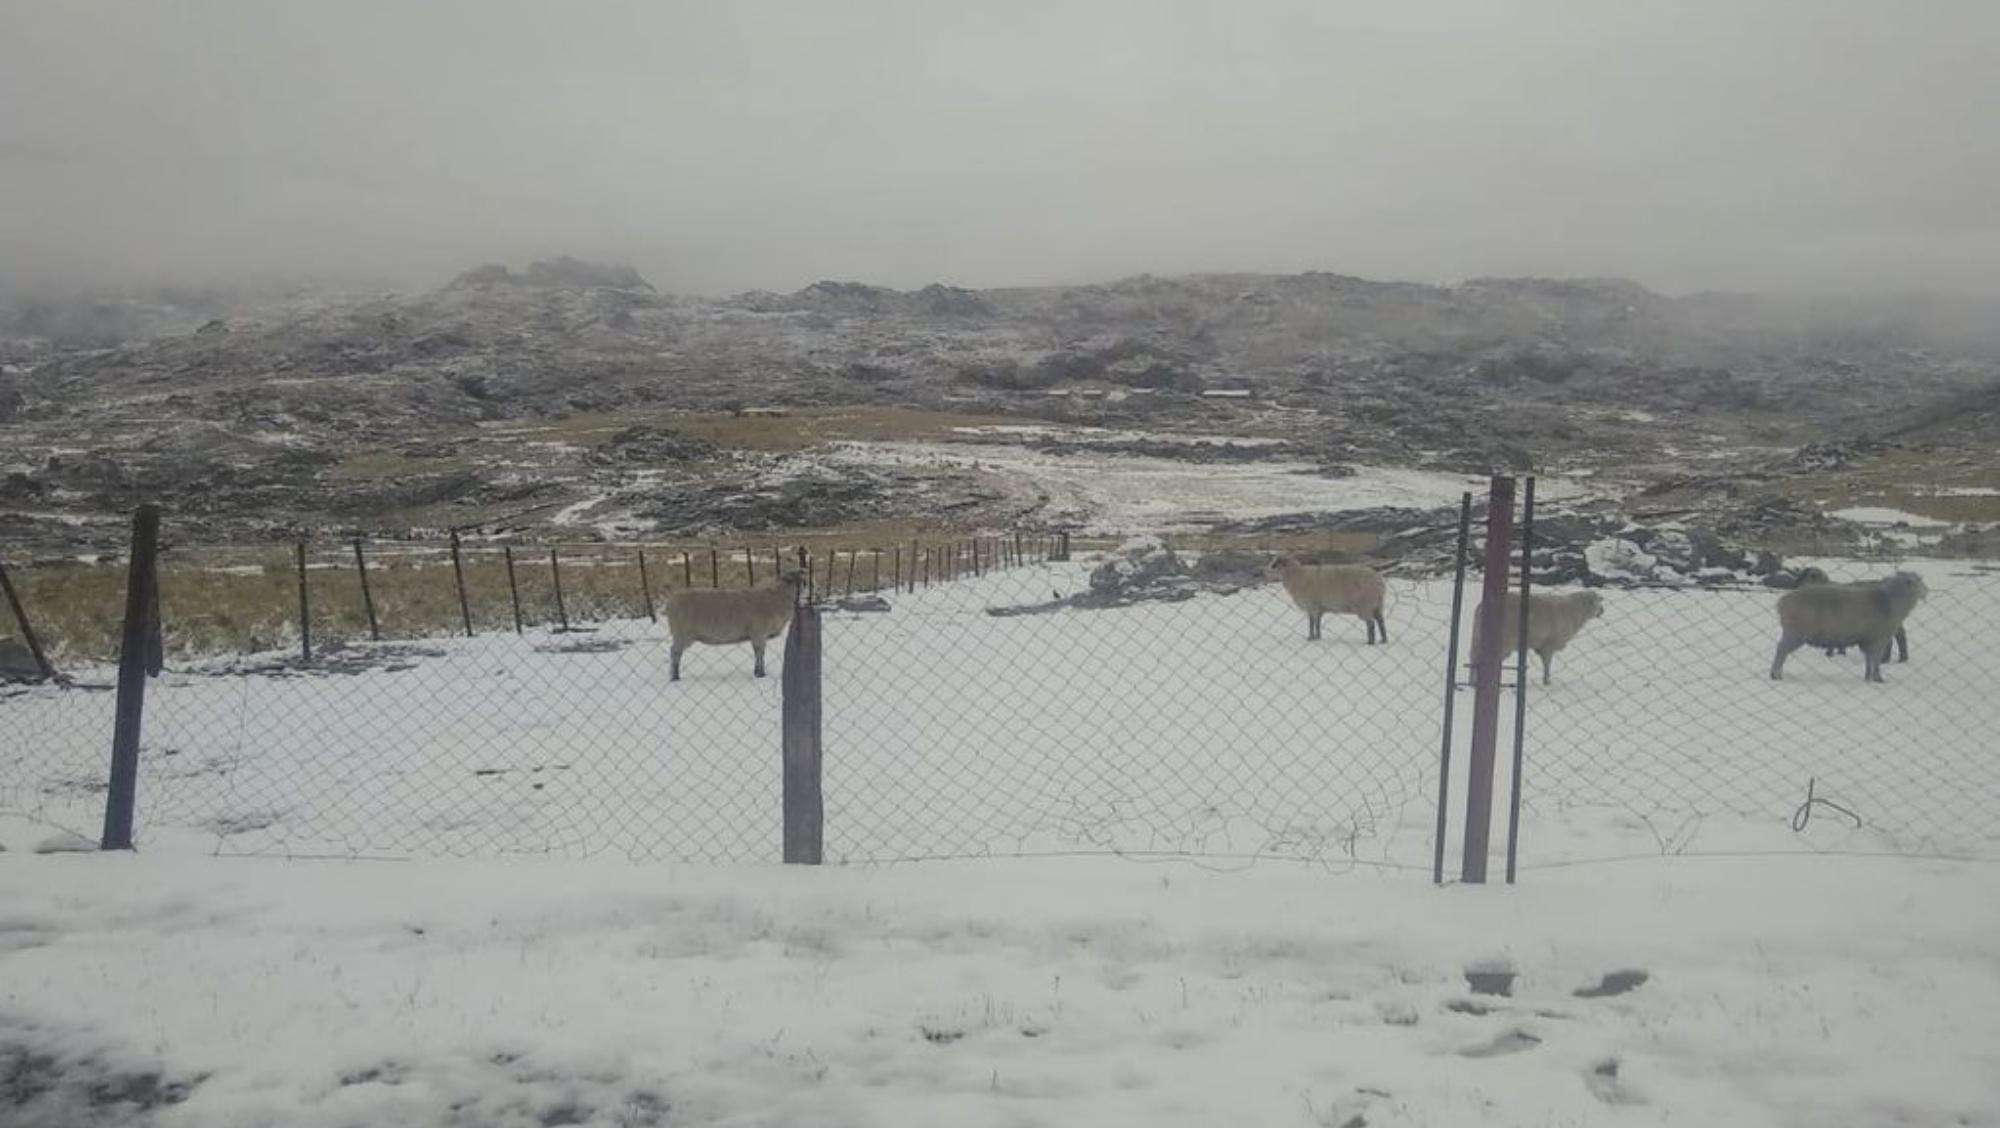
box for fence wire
[4,530,1998,869]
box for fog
[4,0,1997,297]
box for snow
[820,442,1541,534]
[1830,506,1952,528]
[1,834,1997,1127]
[6,557,1997,868]
[4,551,2000,1123]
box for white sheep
[1268,557,1388,643]
[1771,571,1927,683]
[1470,589,1605,687]
[665,572,803,680]
[1792,568,1913,663]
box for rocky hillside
[3,261,1996,554]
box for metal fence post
[781,602,824,864]
[352,539,381,642]
[504,546,525,634]
[1433,491,1474,885]
[0,555,57,682]
[1461,476,1516,884]
[550,548,570,631]
[102,503,160,851]
[450,531,475,638]
[637,549,656,623]
[295,541,312,663]
[1505,476,1537,884]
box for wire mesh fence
[4,517,1999,870]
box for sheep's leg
[1374,610,1388,644]
[1362,613,1376,645]
[1771,633,1804,680]
[1539,650,1552,687]
[1307,611,1321,641]
[1864,646,1884,683]
[1894,627,1909,663]
[752,636,768,678]
[670,639,688,682]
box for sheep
[1770,570,1927,683]
[1792,568,1913,663]
[1469,590,1605,687]
[1268,557,1388,643]
[664,572,803,680]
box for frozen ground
[2,833,1998,1127]
[817,442,1560,533]
[4,556,1996,868]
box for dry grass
[2,532,1077,664]
[1777,448,2000,523]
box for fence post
[682,550,693,587]
[504,546,525,633]
[710,547,720,588]
[746,546,756,586]
[923,547,931,588]
[1461,476,1516,884]
[893,547,902,591]
[1433,491,1474,885]
[1505,476,1537,884]
[871,549,881,591]
[450,531,475,638]
[102,503,160,851]
[550,548,570,631]
[781,602,824,864]
[797,546,810,600]
[352,539,381,642]
[0,555,57,682]
[844,550,856,596]
[637,549,656,623]
[295,541,312,663]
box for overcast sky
[3,1,1997,297]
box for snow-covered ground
[817,442,1570,534]
[6,557,1996,868]
[2,835,1998,1127]
[6,553,2000,1126]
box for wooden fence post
[710,547,720,588]
[550,548,570,631]
[102,504,160,850]
[892,547,902,592]
[637,549,656,623]
[450,531,475,638]
[1461,476,1515,884]
[504,546,525,633]
[781,602,824,864]
[682,550,693,587]
[871,549,881,591]
[352,539,381,642]
[0,555,57,682]
[295,541,312,662]
[746,546,756,585]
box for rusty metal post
[1433,491,1474,885]
[1505,476,1537,884]
[1461,476,1516,884]
[550,548,570,632]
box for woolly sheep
[1470,590,1605,687]
[1770,571,1927,683]
[1268,557,1388,643]
[1793,569,1912,664]
[665,572,803,680]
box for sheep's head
[1576,591,1605,619]
[1264,554,1299,578]
[1885,571,1928,604]
[1793,566,1831,587]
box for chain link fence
[5,518,1999,869]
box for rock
[834,595,892,613]
[588,426,719,466]
[33,831,99,854]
